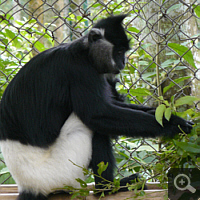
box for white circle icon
[174,174,196,193]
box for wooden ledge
[0,184,167,200]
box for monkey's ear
[113,14,128,24]
[88,28,104,43]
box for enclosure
[0,0,200,199]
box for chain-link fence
[0,0,199,187]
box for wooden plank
[0,190,167,200]
[0,184,167,200]
[0,185,18,193]
[0,194,18,200]
[146,182,163,190]
[0,182,162,193]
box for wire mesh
[0,0,199,185]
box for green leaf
[5,29,16,39]
[128,26,140,33]
[0,167,10,175]
[139,190,145,196]
[91,3,101,8]
[155,104,166,127]
[167,4,182,14]
[161,59,176,68]
[27,19,36,24]
[113,178,120,187]
[130,88,152,96]
[118,151,129,159]
[139,61,149,66]
[13,38,22,48]
[196,157,200,163]
[154,163,163,173]
[175,96,200,107]
[193,5,200,17]
[34,41,46,52]
[75,178,87,188]
[175,66,187,70]
[163,76,191,94]
[141,71,156,79]
[97,162,108,176]
[71,192,80,200]
[82,167,90,176]
[168,43,196,68]
[164,107,171,121]
[174,140,200,153]
[100,191,105,198]
[141,43,152,49]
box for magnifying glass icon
[174,174,196,193]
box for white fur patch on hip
[0,113,93,196]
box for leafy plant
[61,160,146,199]
[0,15,54,97]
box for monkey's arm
[70,69,193,138]
[113,100,155,112]
[106,77,155,112]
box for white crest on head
[83,28,105,47]
[99,28,105,37]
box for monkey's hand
[147,109,194,136]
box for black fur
[91,134,115,188]
[17,192,47,200]
[0,15,193,199]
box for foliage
[0,14,54,97]
[61,160,146,199]
[0,1,200,199]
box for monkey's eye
[117,50,124,55]
[117,47,126,55]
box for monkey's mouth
[113,69,120,74]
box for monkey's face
[91,15,130,74]
[112,45,129,73]
[88,28,129,74]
